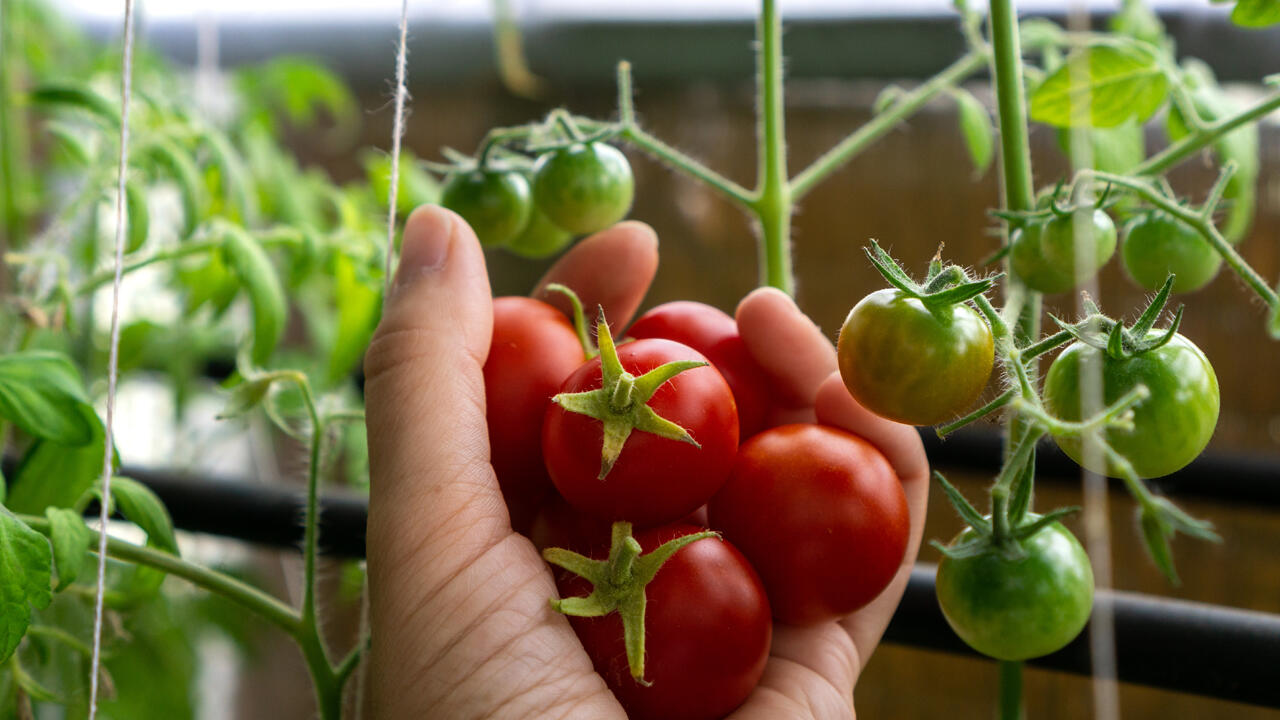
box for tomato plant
[936,519,1094,661]
[707,423,909,625]
[484,296,587,532]
[627,301,773,438]
[1121,210,1223,293]
[547,522,771,720]
[839,287,994,426]
[532,142,635,235]
[1009,208,1117,295]
[1044,329,1220,480]
[440,168,533,247]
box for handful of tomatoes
[483,291,910,720]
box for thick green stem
[19,514,301,634]
[999,661,1025,720]
[789,51,988,199]
[753,0,793,294]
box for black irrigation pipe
[923,427,1280,509]
[888,564,1280,709]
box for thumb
[364,205,507,581]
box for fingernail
[396,205,453,281]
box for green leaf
[45,121,95,166]
[1057,121,1145,175]
[1110,0,1168,47]
[1018,18,1065,50]
[217,374,279,419]
[0,351,95,446]
[1139,506,1179,585]
[952,88,993,176]
[0,507,53,663]
[1030,44,1169,128]
[44,508,90,591]
[1231,0,1280,27]
[147,139,206,239]
[7,413,115,515]
[28,82,119,125]
[223,227,287,366]
[124,179,150,254]
[110,477,178,555]
[327,254,381,385]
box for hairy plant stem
[752,0,793,293]
[989,1,1036,717]
[0,1,31,256]
[1135,90,1280,176]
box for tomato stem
[998,661,1024,720]
[753,0,793,294]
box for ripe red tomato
[627,301,772,438]
[542,338,739,528]
[556,524,771,720]
[708,423,909,625]
[484,297,584,533]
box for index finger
[533,220,659,328]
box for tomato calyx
[931,469,1081,562]
[864,240,999,314]
[543,521,719,683]
[1051,275,1183,359]
[552,311,707,479]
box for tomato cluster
[441,142,634,258]
[483,294,909,720]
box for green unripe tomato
[1121,211,1222,294]
[507,203,574,259]
[532,142,634,235]
[1043,333,1219,479]
[1010,209,1117,294]
[440,169,532,247]
[837,289,995,426]
[936,520,1094,661]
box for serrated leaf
[1231,0,1280,27]
[953,88,994,176]
[110,477,178,555]
[0,507,53,663]
[44,507,90,591]
[0,351,95,446]
[1030,44,1169,128]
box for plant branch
[790,51,988,200]
[1135,90,1280,177]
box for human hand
[362,205,929,719]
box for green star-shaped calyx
[552,311,706,479]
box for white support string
[383,0,412,296]
[88,1,137,716]
[360,3,412,715]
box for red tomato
[627,301,772,438]
[484,297,584,533]
[557,524,771,720]
[707,424,909,625]
[542,338,739,528]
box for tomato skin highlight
[532,142,635,235]
[556,524,771,720]
[1121,211,1222,294]
[837,288,994,426]
[483,297,585,532]
[543,338,738,528]
[1043,333,1219,479]
[627,301,772,438]
[440,169,532,247]
[935,521,1094,661]
[707,423,909,625]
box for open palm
[363,206,929,719]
